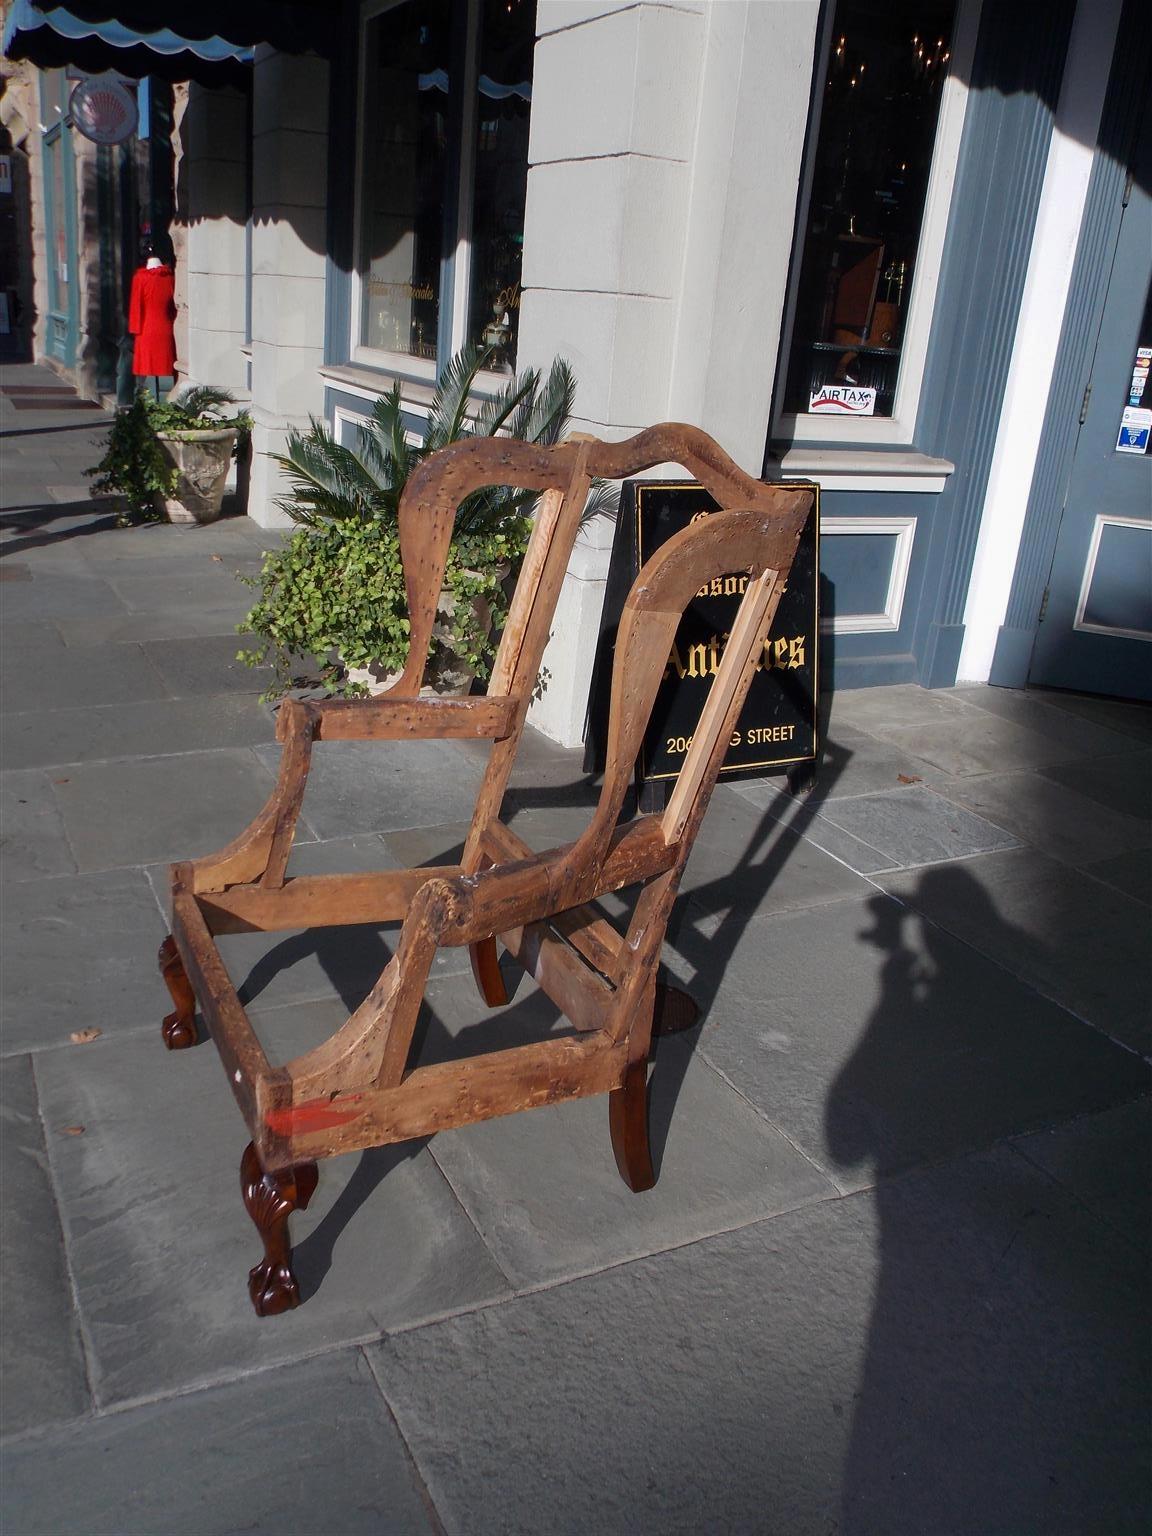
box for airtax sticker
[808,385,877,416]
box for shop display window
[356,0,535,373]
[781,0,958,425]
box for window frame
[350,0,516,381]
[771,0,981,448]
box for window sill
[319,362,438,411]
[768,447,954,494]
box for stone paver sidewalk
[2,362,1149,1534]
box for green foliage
[87,385,251,526]
[268,343,583,537]
[146,384,252,442]
[241,345,611,698]
[86,393,178,524]
[237,515,529,702]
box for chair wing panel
[392,437,586,694]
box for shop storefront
[6,0,1149,726]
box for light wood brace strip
[263,1033,628,1165]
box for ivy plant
[237,515,530,701]
[238,344,613,699]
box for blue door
[1028,102,1152,702]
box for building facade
[10,0,1152,736]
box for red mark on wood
[264,1094,365,1136]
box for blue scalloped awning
[2,0,254,82]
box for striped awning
[2,1,333,83]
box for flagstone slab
[678,789,872,919]
[110,568,255,615]
[0,693,276,772]
[689,893,1151,1192]
[47,747,295,872]
[802,785,1019,869]
[879,846,1152,1054]
[0,618,65,652]
[1033,689,1152,744]
[0,768,77,881]
[32,1018,511,1408]
[422,973,833,1288]
[1,868,168,1054]
[1039,748,1152,821]
[827,682,983,732]
[0,1351,437,1536]
[1080,848,1152,906]
[877,711,1087,777]
[0,643,172,714]
[950,684,1137,757]
[0,571,128,619]
[372,1145,1149,1536]
[140,633,271,697]
[1011,1097,1152,1257]
[932,767,1151,867]
[255,738,485,840]
[0,1056,90,1436]
[52,608,251,647]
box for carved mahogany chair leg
[469,936,508,1006]
[609,1058,656,1194]
[240,1142,319,1318]
[158,936,198,1050]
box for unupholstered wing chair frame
[157,425,813,1315]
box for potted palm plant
[237,345,612,700]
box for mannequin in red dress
[128,256,177,381]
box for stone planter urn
[153,427,239,525]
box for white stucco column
[181,83,249,395]
[519,0,820,745]
[247,46,329,528]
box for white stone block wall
[180,82,249,395]
[520,0,820,745]
[246,46,330,528]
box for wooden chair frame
[158,425,812,1315]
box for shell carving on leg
[240,1143,318,1317]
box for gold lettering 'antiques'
[635,481,819,781]
[665,632,807,681]
[584,478,819,786]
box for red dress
[128,264,177,377]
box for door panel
[1029,102,1152,701]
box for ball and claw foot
[240,1142,319,1318]
[158,936,198,1050]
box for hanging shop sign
[585,480,819,786]
[69,76,138,146]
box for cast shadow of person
[823,868,1144,1534]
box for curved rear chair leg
[158,936,198,1050]
[469,936,508,1006]
[240,1143,319,1318]
[609,1058,656,1193]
